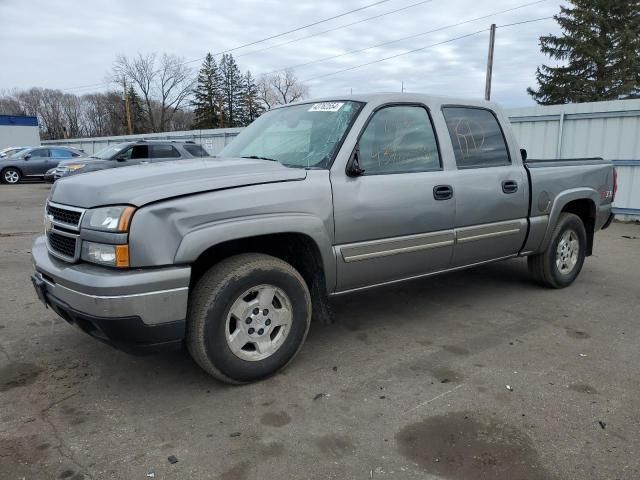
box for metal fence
[42,128,243,156]
[42,99,640,220]
[508,99,640,220]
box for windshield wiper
[240,155,278,162]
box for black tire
[1,167,21,184]
[528,212,587,289]
[187,253,312,384]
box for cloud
[0,0,564,107]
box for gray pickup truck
[31,93,616,384]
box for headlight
[82,206,135,232]
[81,241,129,267]
[65,164,86,171]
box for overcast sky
[0,0,564,107]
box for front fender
[174,213,337,292]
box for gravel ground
[1,183,639,480]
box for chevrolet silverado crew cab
[31,93,616,384]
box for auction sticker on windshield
[308,102,344,112]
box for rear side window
[358,105,441,174]
[183,144,209,157]
[50,148,73,159]
[442,107,510,169]
[151,145,181,158]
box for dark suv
[53,140,210,180]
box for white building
[0,115,40,149]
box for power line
[60,4,553,93]
[234,0,434,59]
[302,16,554,82]
[263,0,550,75]
[496,16,554,28]
[62,0,399,91]
[184,0,399,64]
[303,29,490,82]
[62,82,112,92]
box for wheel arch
[540,189,598,256]
[176,215,336,323]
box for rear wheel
[187,253,312,384]
[1,167,21,184]
[528,212,586,288]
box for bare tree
[257,69,309,109]
[81,92,126,137]
[60,93,83,138]
[0,90,25,115]
[112,53,195,132]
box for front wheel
[528,212,587,288]
[1,167,21,184]
[187,253,312,384]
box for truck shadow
[105,258,537,391]
[327,258,533,333]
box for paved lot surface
[1,183,639,480]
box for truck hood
[49,157,308,208]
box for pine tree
[127,86,145,133]
[192,53,222,129]
[219,54,244,127]
[238,71,264,126]
[528,0,640,105]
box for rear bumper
[31,236,191,353]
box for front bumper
[31,236,191,353]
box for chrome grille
[47,204,82,226]
[45,202,84,262]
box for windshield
[90,143,129,159]
[1,147,26,157]
[184,144,209,157]
[220,101,364,169]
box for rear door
[331,104,457,292]
[49,148,75,169]
[441,106,529,266]
[150,144,182,163]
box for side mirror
[114,154,127,162]
[346,144,365,177]
[520,148,528,162]
[24,154,32,160]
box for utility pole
[123,79,133,135]
[484,23,496,101]
[401,80,404,93]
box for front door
[117,145,150,167]
[22,148,50,176]
[441,106,529,266]
[331,104,456,292]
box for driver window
[358,106,440,174]
[119,145,149,160]
[131,145,149,159]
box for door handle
[502,180,518,194]
[433,185,453,201]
